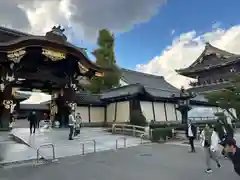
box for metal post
[112,124,115,133]
[82,143,85,155]
[93,140,96,153]
[133,127,136,136]
[123,137,126,148]
[37,149,40,164]
[36,143,56,164]
[51,144,56,160]
[116,139,118,149]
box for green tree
[88,29,120,93]
[205,75,240,121]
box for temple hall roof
[176,43,239,77]
[121,68,179,91]
[187,82,232,93]
[101,69,211,105]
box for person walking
[200,124,221,173]
[185,120,197,153]
[28,111,37,134]
[221,138,240,176]
[215,120,228,157]
[68,110,76,140]
[74,112,82,137]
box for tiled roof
[121,68,179,91]
[0,26,31,37]
[101,84,144,100]
[74,92,104,105]
[176,43,238,76]
[15,91,31,100]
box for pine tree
[205,74,240,121]
[88,29,120,93]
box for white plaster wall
[116,101,130,122]
[75,106,89,123]
[153,102,166,122]
[165,103,177,121]
[107,103,116,122]
[90,107,105,122]
[175,104,182,122]
[189,106,218,119]
[140,101,154,122]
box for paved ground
[10,127,149,160]
[0,131,36,165]
[0,143,238,180]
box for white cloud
[136,25,240,89]
[170,29,175,35]
[1,0,166,42]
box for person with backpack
[200,124,221,173]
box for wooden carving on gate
[50,101,58,116]
[42,48,66,61]
[3,100,13,109]
[7,48,26,63]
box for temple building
[74,68,225,124]
[0,25,105,129]
[176,43,240,93]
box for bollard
[116,139,118,149]
[93,140,96,153]
[123,137,126,148]
[133,127,136,137]
[82,143,85,155]
[36,143,56,164]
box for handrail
[81,139,96,155]
[112,124,146,137]
[116,137,127,149]
[36,143,56,164]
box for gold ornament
[42,48,65,61]
[3,100,13,109]
[7,48,26,63]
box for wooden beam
[114,102,118,122]
[164,102,168,121]
[174,104,178,121]
[152,101,156,121]
[88,105,91,123]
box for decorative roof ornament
[46,25,67,41]
[51,25,65,36]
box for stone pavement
[0,143,238,180]
[0,131,36,165]
[10,128,149,160]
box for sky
[2,0,240,103]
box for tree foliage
[87,29,120,93]
[205,75,240,121]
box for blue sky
[76,0,240,70]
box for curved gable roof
[121,68,179,91]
